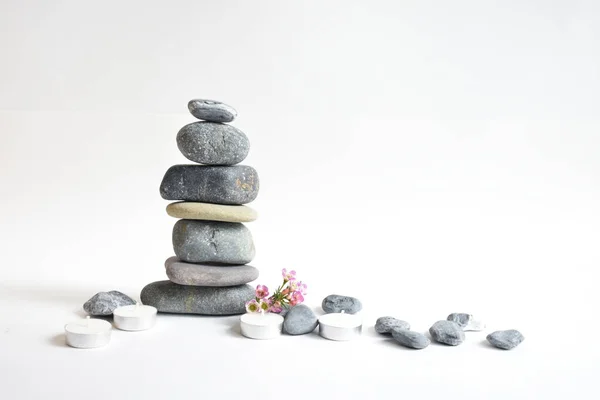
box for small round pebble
[322,294,362,314]
[375,317,410,334]
[487,330,525,350]
[83,290,135,316]
[429,320,465,346]
[447,312,485,331]
[188,99,237,123]
[176,122,249,165]
[391,329,431,349]
[283,305,318,335]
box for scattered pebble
[322,295,362,314]
[429,320,465,346]
[283,305,318,335]
[83,290,135,316]
[391,329,430,349]
[447,313,485,331]
[487,330,525,350]
[375,317,410,334]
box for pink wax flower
[282,268,296,282]
[290,291,304,306]
[245,299,260,313]
[258,299,270,312]
[297,281,308,295]
[255,285,269,299]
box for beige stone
[166,201,257,222]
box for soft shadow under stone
[140,281,254,315]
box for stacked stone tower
[141,99,259,315]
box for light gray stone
[375,316,410,334]
[176,122,249,165]
[172,220,255,264]
[391,329,431,349]
[429,320,465,346]
[160,165,259,205]
[322,294,362,314]
[83,290,135,316]
[140,280,254,315]
[165,256,259,286]
[487,330,525,350]
[188,99,237,123]
[447,313,485,331]
[283,305,318,335]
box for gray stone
[447,313,485,331]
[188,99,237,123]
[83,290,135,316]
[375,316,410,334]
[322,294,362,314]
[283,305,318,335]
[391,329,431,349]
[172,220,255,264]
[165,256,259,286]
[176,122,249,165]
[429,320,465,346]
[487,330,525,350]
[140,280,254,315]
[160,165,259,205]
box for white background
[1,0,599,398]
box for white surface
[1,0,599,398]
[64,317,112,348]
[240,312,284,340]
[113,304,157,331]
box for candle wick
[341,310,346,315]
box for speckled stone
[172,220,255,264]
[375,317,410,334]
[391,329,431,349]
[140,280,254,315]
[283,305,318,335]
[166,202,257,223]
[429,320,465,346]
[487,330,525,350]
[165,256,259,286]
[188,99,237,123]
[160,165,259,205]
[322,294,362,314]
[447,313,485,331]
[176,122,249,165]
[83,291,135,316]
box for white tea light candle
[113,302,157,331]
[318,311,362,341]
[65,316,112,348]
[240,311,284,340]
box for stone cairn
[141,99,259,315]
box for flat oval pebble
[188,99,237,123]
[172,220,255,264]
[447,312,485,331]
[283,304,318,335]
[160,165,259,205]
[487,330,525,350]
[166,202,257,223]
[177,122,249,165]
[165,256,259,286]
[375,316,410,334]
[140,280,254,315]
[429,320,465,346]
[83,290,135,316]
[391,329,431,349]
[322,294,362,314]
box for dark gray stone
[176,122,249,165]
[375,316,410,334]
[188,99,237,123]
[83,290,135,316]
[160,165,259,205]
[429,320,465,346]
[172,220,255,264]
[283,305,318,335]
[487,330,525,350]
[392,329,431,349]
[140,280,254,315]
[165,256,259,286]
[322,294,362,314]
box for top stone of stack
[177,99,249,166]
